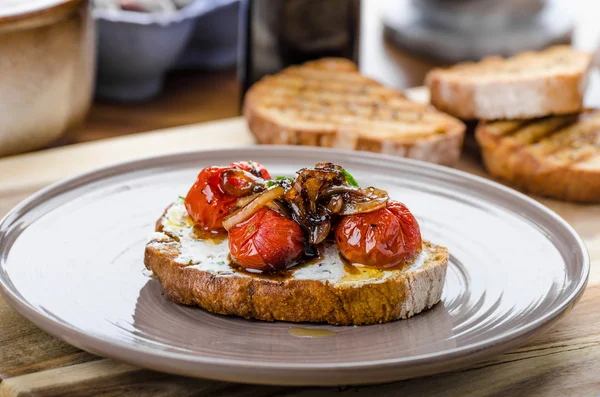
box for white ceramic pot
[0,0,95,157]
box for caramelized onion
[222,163,390,244]
[340,199,387,215]
[339,187,389,215]
[222,186,284,231]
[235,194,289,216]
[235,192,260,208]
[319,185,360,200]
[266,200,290,217]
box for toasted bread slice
[244,58,466,166]
[426,46,592,120]
[144,201,449,325]
[476,110,600,202]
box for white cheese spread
[150,199,429,285]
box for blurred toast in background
[476,111,600,202]
[244,58,466,166]
[426,46,592,120]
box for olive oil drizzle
[193,227,227,242]
[288,327,336,338]
[228,246,325,281]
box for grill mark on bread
[259,96,424,113]
[526,115,600,164]
[544,130,600,166]
[245,58,466,166]
[258,76,402,97]
[263,101,441,124]
[264,113,450,138]
[483,115,595,166]
[483,120,529,137]
[256,91,405,109]
[476,110,600,202]
[512,116,578,145]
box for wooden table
[1,110,599,396]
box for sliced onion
[340,199,387,215]
[222,186,284,231]
[266,200,290,217]
[339,187,389,215]
[319,185,360,201]
[235,193,260,208]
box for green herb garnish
[341,169,359,187]
[265,176,292,187]
[178,195,186,201]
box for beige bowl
[0,0,95,157]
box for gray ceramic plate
[0,146,589,386]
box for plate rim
[0,145,590,372]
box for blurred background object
[238,0,361,95]
[383,0,573,62]
[2,0,600,156]
[174,0,239,70]
[95,0,192,12]
[0,0,95,157]
[93,0,238,102]
[84,0,600,142]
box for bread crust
[144,234,448,326]
[426,46,592,120]
[476,112,600,203]
[244,58,466,166]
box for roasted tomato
[184,162,272,231]
[334,201,422,268]
[184,166,238,231]
[228,208,305,271]
[230,161,271,179]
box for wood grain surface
[0,116,599,397]
[73,69,241,143]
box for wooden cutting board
[0,116,599,397]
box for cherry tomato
[229,208,305,271]
[184,162,272,231]
[184,166,238,231]
[230,161,271,179]
[334,201,422,269]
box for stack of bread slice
[244,58,466,166]
[426,45,598,203]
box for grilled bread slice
[426,46,592,120]
[476,110,600,202]
[144,201,449,325]
[244,58,466,166]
